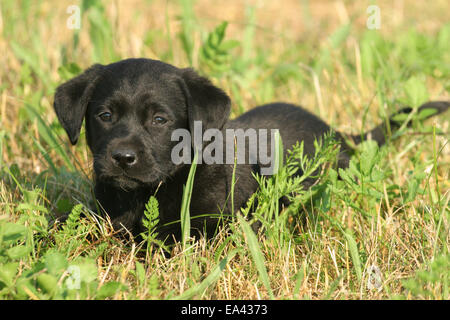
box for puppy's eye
[98,112,112,122]
[152,116,167,125]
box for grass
[0,0,449,300]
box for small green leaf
[37,274,58,295]
[0,262,19,287]
[96,281,126,300]
[15,278,37,299]
[148,274,161,297]
[63,204,84,234]
[338,168,354,186]
[57,62,82,81]
[344,230,362,283]
[329,168,338,185]
[141,196,160,242]
[360,140,378,176]
[135,262,146,286]
[403,76,429,107]
[391,112,409,123]
[0,222,28,244]
[328,23,351,48]
[406,179,419,202]
[199,21,237,76]
[16,203,48,214]
[416,107,438,120]
[220,39,240,51]
[71,258,98,284]
[6,245,30,260]
[44,250,69,276]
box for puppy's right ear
[53,64,103,145]
[178,68,231,133]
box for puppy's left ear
[179,68,231,133]
[53,64,103,145]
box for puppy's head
[54,58,230,189]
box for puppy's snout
[111,149,137,168]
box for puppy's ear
[53,64,103,145]
[179,68,231,133]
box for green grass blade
[344,229,362,283]
[293,261,306,299]
[273,129,283,175]
[180,152,198,249]
[32,137,58,174]
[173,249,238,299]
[24,104,75,172]
[237,214,274,299]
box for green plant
[82,0,119,63]
[247,132,341,243]
[400,253,449,299]
[199,21,239,77]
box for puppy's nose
[111,150,137,168]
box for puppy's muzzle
[111,149,138,168]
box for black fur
[53,58,449,241]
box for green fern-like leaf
[141,196,160,241]
[199,21,239,76]
[63,204,83,235]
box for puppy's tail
[350,101,449,146]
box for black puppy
[53,58,449,241]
